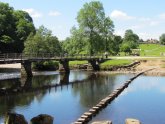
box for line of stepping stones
[74,69,154,124]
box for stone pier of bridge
[20,59,102,77]
[21,61,33,78]
[59,59,70,73]
[88,59,100,71]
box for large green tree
[0,2,35,53]
[24,26,62,55]
[76,1,114,55]
[62,27,87,55]
[111,35,123,55]
[159,33,165,45]
[120,29,139,55]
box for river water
[0,70,165,124]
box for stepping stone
[125,118,141,124]
[84,112,92,116]
[74,122,83,124]
[77,118,86,122]
[91,120,112,124]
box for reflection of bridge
[0,53,110,77]
[0,73,95,96]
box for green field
[69,61,88,66]
[139,44,165,56]
[69,60,132,69]
[100,59,132,68]
[68,44,165,68]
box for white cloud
[114,30,125,37]
[149,21,160,26]
[138,17,151,22]
[23,8,42,18]
[110,10,135,20]
[138,32,159,40]
[48,11,61,16]
[131,25,143,30]
[159,13,165,19]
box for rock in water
[30,114,53,124]
[4,112,28,124]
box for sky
[1,0,165,40]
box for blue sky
[1,0,165,40]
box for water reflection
[72,74,116,107]
[60,73,69,85]
[91,75,165,124]
[0,72,92,96]
[0,71,132,124]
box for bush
[32,61,59,71]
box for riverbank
[0,63,21,69]
[95,59,165,76]
[0,60,165,76]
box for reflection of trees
[31,75,60,87]
[0,75,60,89]
[72,74,116,107]
[0,74,60,118]
[0,90,46,118]
[60,73,69,85]
[0,79,21,89]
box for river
[0,70,165,124]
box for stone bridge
[0,53,111,77]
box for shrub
[32,61,59,71]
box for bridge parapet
[0,53,110,76]
[0,53,107,62]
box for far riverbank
[0,59,165,76]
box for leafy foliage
[120,29,139,55]
[24,26,62,55]
[159,33,165,45]
[76,1,114,55]
[62,27,87,55]
[0,2,35,53]
[32,61,59,70]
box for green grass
[139,44,165,56]
[101,59,132,68]
[69,61,88,66]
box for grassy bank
[69,60,132,70]
[32,59,133,71]
[140,44,165,56]
[69,61,88,66]
[100,59,132,69]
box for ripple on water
[0,73,20,80]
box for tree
[159,33,165,45]
[120,29,139,55]
[24,26,62,55]
[77,1,114,55]
[124,29,139,43]
[111,35,123,55]
[0,2,35,53]
[0,2,15,53]
[62,27,87,55]
[13,10,35,52]
[102,17,114,51]
[120,43,131,55]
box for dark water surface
[0,70,133,124]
